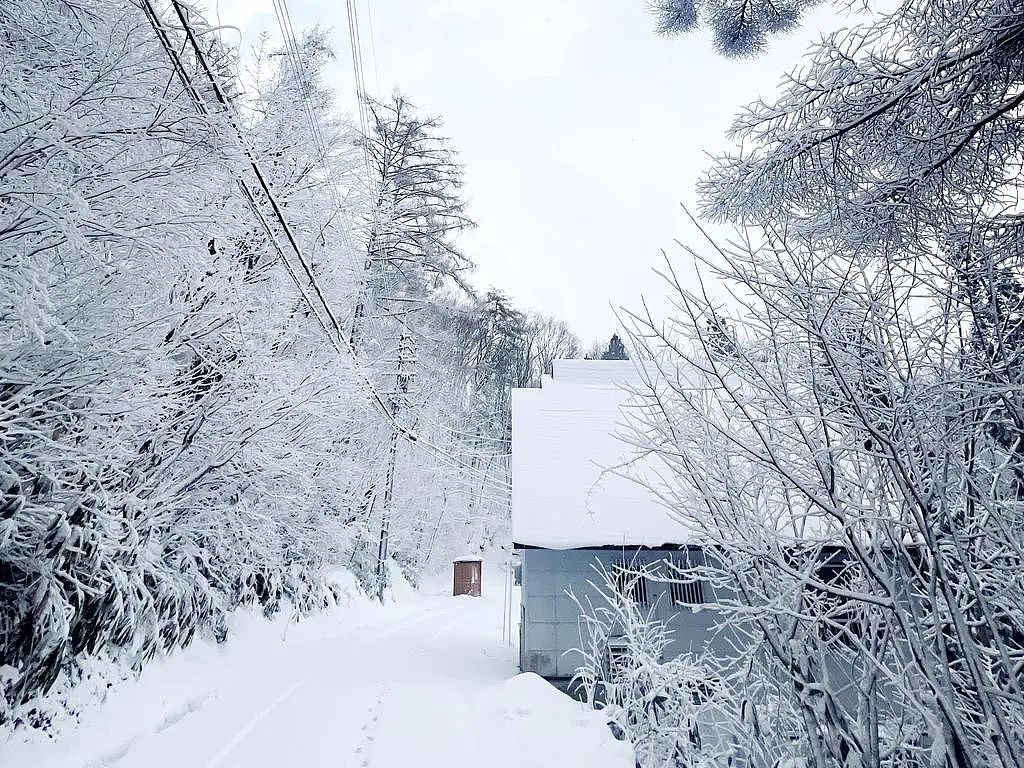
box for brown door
[453,561,481,596]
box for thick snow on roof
[512,361,690,549]
[550,359,643,387]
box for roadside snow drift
[478,673,634,767]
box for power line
[271,0,340,210]
[142,0,511,495]
[271,0,363,285]
[344,0,374,188]
[362,0,381,94]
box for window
[809,556,862,646]
[668,554,706,606]
[670,578,704,606]
[606,641,632,682]
[612,563,649,605]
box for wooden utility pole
[375,324,415,600]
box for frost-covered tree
[0,0,570,725]
[649,0,822,56]
[350,92,474,349]
[523,314,582,383]
[595,1,1024,765]
[343,92,485,595]
[586,333,630,360]
[601,333,630,360]
[1,0,364,715]
[618,240,1024,765]
[1,0,237,707]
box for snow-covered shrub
[629,0,1024,764]
[0,0,369,715]
[1,0,534,724]
[571,563,752,768]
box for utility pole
[375,323,415,600]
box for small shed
[453,556,483,596]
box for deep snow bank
[476,673,634,767]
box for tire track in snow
[194,606,456,768]
[90,614,385,768]
[423,613,465,643]
[85,692,214,768]
[363,603,461,646]
[341,605,462,766]
[203,677,310,768]
[193,603,460,768]
[97,600,466,768]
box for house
[512,359,734,682]
[511,358,926,768]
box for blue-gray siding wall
[519,547,736,679]
[519,546,912,719]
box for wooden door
[453,561,481,596]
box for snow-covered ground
[2,561,633,768]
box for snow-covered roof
[512,360,691,550]
[550,359,640,387]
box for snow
[512,361,691,549]
[1,560,633,768]
[550,359,640,387]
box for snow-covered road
[113,594,516,768]
[5,568,633,768]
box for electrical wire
[143,0,511,494]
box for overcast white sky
[216,0,858,345]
